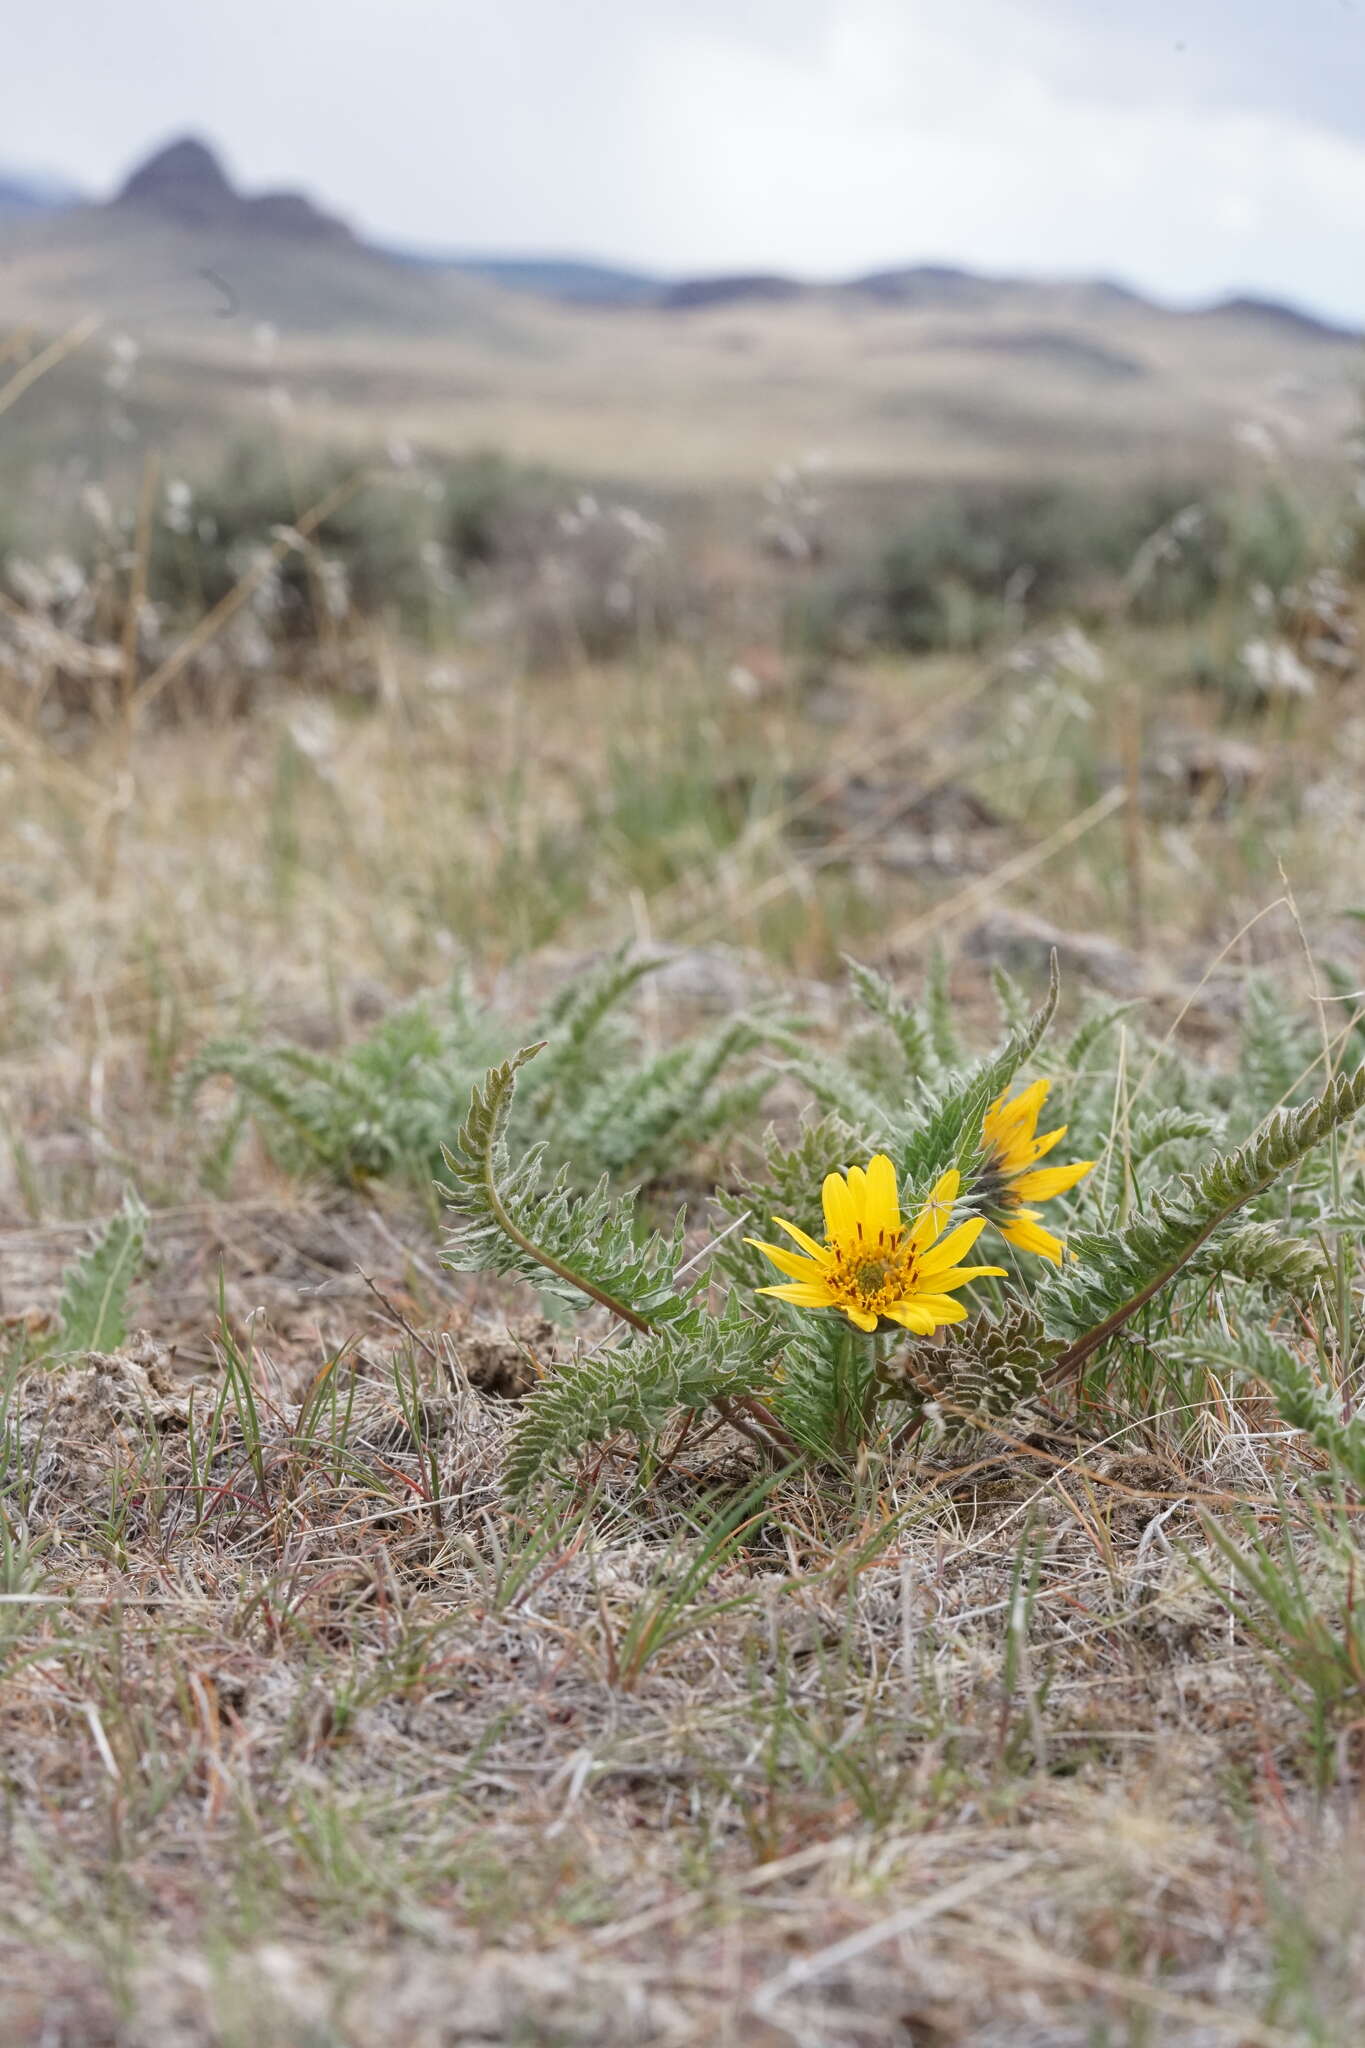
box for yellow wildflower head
[978,1079,1094,1264]
[746,1153,1005,1336]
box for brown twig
[356,1267,440,1363]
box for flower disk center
[828,1240,917,1314]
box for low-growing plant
[1195,1497,1365,1787]
[52,1188,148,1356]
[439,955,1365,1496]
[181,946,772,1205]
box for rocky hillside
[114,135,353,242]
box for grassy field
[3,305,1365,2046]
[1,194,1360,495]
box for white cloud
[626,3,1365,320]
[3,0,1365,320]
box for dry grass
[4,1317,1365,2046]
[0,216,1358,488]
[4,408,1365,2040]
[4,609,1361,1117]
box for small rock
[963,907,1143,995]
[1146,735,1268,817]
[456,1315,559,1400]
[45,1332,195,1428]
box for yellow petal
[1009,1077,1051,1124]
[907,1168,960,1251]
[916,1216,988,1275]
[840,1304,879,1333]
[822,1170,855,1245]
[882,1302,939,1334]
[844,1162,868,1220]
[772,1216,833,1266]
[984,1079,1050,1153]
[1012,1159,1094,1203]
[999,1213,1065,1263]
[757,1282,837,1306]
[919,1264,1008,1290]
[901,1295,969,1326]
[1021,1123,1068,1166]
[745,1236,825,1283]
[863,1153,901,1245]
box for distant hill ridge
[0,133,1357,338]
[114,136,352,242]
[393,248,1361,338]
[0,137,508,339]
[0,168,85,219]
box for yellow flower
[746,1153,1005,1336]
[978,1079,1094,1264]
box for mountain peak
[114,133,352,242]
[118,135,236,219]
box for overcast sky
[8,0,1365,319]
